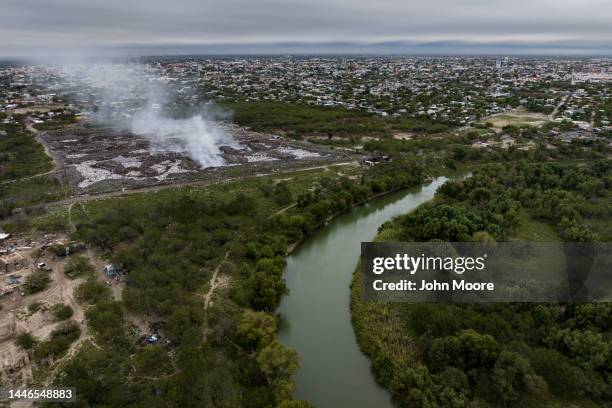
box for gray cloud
[1,0,611,57]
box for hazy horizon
[2,0,611,59]
[2,46,611,64]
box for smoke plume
[57,62,233,168]
[130,111,227,167]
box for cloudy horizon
[2,0,611,58]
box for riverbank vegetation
[38,158,426,407]
[351,160,612,407]
[5,98,608,406]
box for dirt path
[25,120,63,170]
[44,333,99,387]
[204,251,230,311]
[67,202,76,231]
[23,119,70,195]
[202,250,231,341]
[0,169,57,185]
[0,120,66,190]
[549,95,569,120]
[46,245,92,384]
[0,120,58,185]
[268,202,297,219]
[35,203,110,385]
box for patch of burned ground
[38,121,347,194]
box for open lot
[0,234,85,386]
[483,109,549,130]
[37,120,346,194]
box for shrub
[16,332,37,350]
[28,301,43,313]
[33,321,81,362]
[75,279,111,305]
[64,255,94,279]
[24,271,50,294]
[51,303,74,321]
[49,243,67,257]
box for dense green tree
[236,310,277,350]
[428,329,500,372]
[273,181,293,206]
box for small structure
[104,264,120,279]
[362,155,392,166]
[139,334,161,345]
[0,252,27,273]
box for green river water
[278,177,449,408]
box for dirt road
[268,202,298,219]
[549,95,569,120]
[25,120,64,170]
[204,250,231,312]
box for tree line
[352,160,612,407]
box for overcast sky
[2,0,611,58]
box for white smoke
[54,62,233,168]
[130,111,227,167]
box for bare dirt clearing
[392,132,415,140]
[0,239,73,384]
[483,109,549,131]
[0,234,111,387]
[37,120,344,194]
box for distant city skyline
[2,0,611,59]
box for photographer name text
[373,279,494,292]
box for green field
[0,120,53,181]
[0,117,65,221]
[513,211,560,242]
